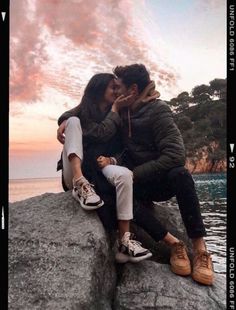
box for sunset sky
[9,0,226,179]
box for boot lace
[196,252,211,268]
[175,242,186,259]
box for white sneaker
[115,232,152,263]
[72,178,104,210]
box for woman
[57,73,152,263]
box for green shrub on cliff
[167,78,226,161]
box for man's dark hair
[113,64,150,93]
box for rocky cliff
[185,142,226,174]
[185,156,226,174]
[9,192,226,310]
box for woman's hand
[112,93,136,112]
[57,120,67,144]
[97,156,111,168]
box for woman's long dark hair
[78,73,115,123]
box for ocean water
[9,177,63,203]
[9,173,226,274]
[192,173,226,274]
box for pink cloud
[10,0,178,104]
[10,0,48,102]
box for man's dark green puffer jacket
[121,99,186,182]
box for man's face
[114,78,130,97]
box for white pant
[102,165,133,220]
[62,117,133,220]
[62,117,83,190]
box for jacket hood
[130,80,160,113]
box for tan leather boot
[192,250,214,285]
[170,241,191,276]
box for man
[110,64,214,286]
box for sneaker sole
[72,191,104,210]
[170,264,191,276]
[115,252,152,263]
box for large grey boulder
[9,192,226,310]
[114,261,226,310]
[9,192,116,310]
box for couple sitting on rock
[57,63,214,286]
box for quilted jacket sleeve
[58,106,121,143]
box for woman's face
[104,79,117,104]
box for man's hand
[138,81,160,103]
[97,156,111,168]
[112,93,136,112]
[57,120,67,144]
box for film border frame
[0,1,234,309]
[0,0,9,309]
[227,1,236,309]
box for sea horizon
[9,173,227,204]
[9,177,63,204]
[9,176,61,181]
[9,171,226,181]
